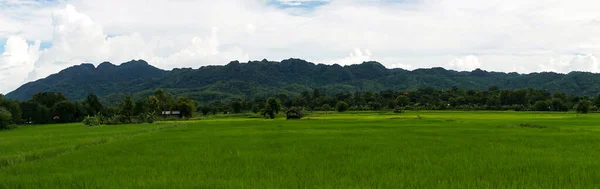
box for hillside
[6,58,600,103]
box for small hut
[285,108,304,119]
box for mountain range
[6,58,600,104]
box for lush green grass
[2,111,600,188]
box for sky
[1,0,600,93]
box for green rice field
[1,111,600,188]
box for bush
[0,107,14,130]
[576,100,591,114]
[393,106,405,113]
[82,116,101,126]
[336,101,349,112]
[531,100,550,111]
[321,104,331,111]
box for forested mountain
[6,58,600,104]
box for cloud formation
[0,4,249,93]
[1,0,600,93]
[0,36,40,93]
[448,55,481,71]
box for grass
[1,111,600,188]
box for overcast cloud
[1,0,600,93]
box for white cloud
[389,63,413,70]
[539,54,600,73]
[2,0,600,93]
[21,4,249,87]
[448,55,481,71]
[330,48,372,65]
[0,36,40,93]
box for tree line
[1,89,195,129]
[2,86,599,130]
[198,86,596,115]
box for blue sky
[0,38,5,53]
[267,0,330,9]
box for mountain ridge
[6,58,600,103]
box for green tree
[0,98,22,124]
[262,98,281,119]
[594,93,600,107]
[119,95,135,122]
[231,101,242,113]
[154,88,168,111]
[31,92,67,109]
[396,95,411,107]
[176,97,196,118]
[550,98,568,112]
[336,101,349,112]
[85,93,104,115]
[146,96,160,115]
[52,101,77,123]
[0,107,12,130]
[322,104,331,111]
[197,105,212,116]
[531,100,550,111]
[133,98,148,116]
[576,100,591,114]
[20,101,51,124]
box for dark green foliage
[0,96,21,124]
[231,101,242,113]
[576,100,591,114]
[11,59,600,106]
[31,92,67,109]
[322,104,331,111]
[396,95,410,107]
[336,101,349,112]
[7,60,166,101]
[262,98,281,119]
[0,107,13,130]
[154,89,169,111]
[175,97,195,118]
[84,93,104,115]
[52,101,79,123]
[20,101,51,124]
[133,99,147,116]
[146,96,160,115]
[549,98,568,112]
[531,101,550,111]
[118,95,135,123]
[198,105,213,116]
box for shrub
[393,106,405,114]
[576,100,591,114]
[336,101,349,112]
[0,107,14,130]
[82,116,101,126]
[531,100,550,111]
[321,104,331,111]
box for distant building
[161,111,181,115]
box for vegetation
[576,100,591,114]
[11,59,600,105]
[5,84,600,128]
[2,111,600,188]
[336,101,349,112]
[261,98,281,119]
[0,107,12,130]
